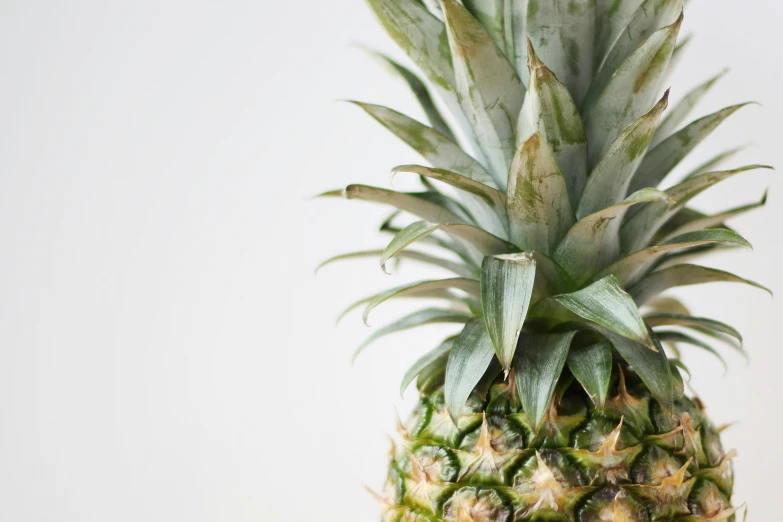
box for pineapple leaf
[586,0,682,115]
[577,93,669,219]
[583,13,682,167]
[461,0,513,58]
[445,319,496,422]
[518,0,595,106]
[600,229,753,286]
[400,339,454,396]
[517,41,588,209]
[622,165,772,253]
[593,0,646,68]
[659,191,768,243]
[681,146,747,180]
[507,134,575,253]
[602,331,675,411]
[630,264,771,306]
[353,308,470,363]
[656,331,727,372]
[361,47,456,141]
[651,69,727,147]
[363,278,481,325]
[514,331,577,433]
[628,103,753,196]
[381,221,514,272]
[350,102,496,187]
[341,184,466,224]
[316,249,475,278]
[555,188,671,284]
[441,0,525,186]
[392,165,509,237]
[481,253,537,371]
[554,275,656,350]
[646,313,743,348]
[567,340,613,409]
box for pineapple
[319,0,770,520]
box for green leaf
[445,319,496,422]
[514,331,577,433]
[577,93,669,219]
[602,331,675,411]
[365,0,464,122]
[659,191,768,243]
[656,331,727,372]
[586,0,682,115]
[350,102,496,186]
[392,165,509,237]
[583,14,682,167]
[361,47,456,140]
[363,278,482,325]
[621,165,772,253]
[462,0,513,57]
[481,253,537,371]
[681,146,746,180]
[568,340,613,408]
[627,103,752,196]
[650,69,727,147]
[630,264,771,306]
[517,41,588,209]
[517,0,595,106]
[645,313,743,348]
[554,275,655,350]
[441,0,525,186]
[316,249,475,278]
[555,188,670,284]
[401,339,454,396]
[593,0,646,67]
[507,134,575,253]
[600,229,752,286]
[381,221,514,271]
[342,184,466,224]
[353,308,470,363]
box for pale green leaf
[354,308,470,362]
[514,331,577,433]
[351,102,496,186]
[441,0,525,186]
[600,229,752,286]
[517,41,588,209]
[586,0,682,114]
[516,0,595,106]
[584,15,682,167]
[577,93,669,218]
[507,134,575,253]
[462,0,513,57]
[593,0,645,67]
[343,184,466,224]
[651,69,727,147]
[381,220,514,271]
[628,103,752,196]
[337,289,465,325]
[361,47,456,140]
[601,330,674,411]
[554,275,655,350]
[392,165,509,237]
[568,340,613,408]
[481,253,537,371]
[363,278,482,325]
[656,331,727,372]
[621,165,771,253]
[630,264,771,306]
[645,313,743,348]
[400,339,454,396]
[681,146,746,180]
[445,319,496,422]
[555,188,670,284]
[316,249,475,278]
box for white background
[0,1,779,520]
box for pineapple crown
[318,0,771,431]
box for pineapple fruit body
[382,369,736,521]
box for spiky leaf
[341,184,466,224]
[363,278,481,325]
[316,249,475,278]
[401,339,454,396]
[514,331,577,432]
[445,319,496,422]
[568,340,613,408]
[645,313,743,348]
[481,253,537,371]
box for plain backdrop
[0,1,780,520]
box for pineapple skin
[380,369,735,522]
